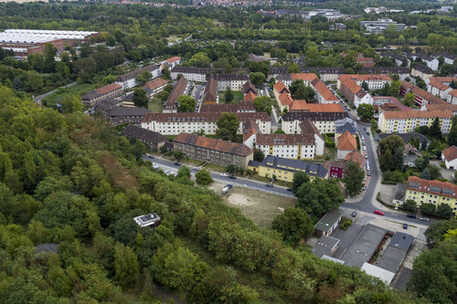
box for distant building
[400,81,446,107]
[411,53,439,71]
[336,130,357,160]
[0,29,98,58]
[143,78,168,98]
[411,64,434,81]
[311,78,339,104]
[116,64,161,89]
[213,73,249,91]
[163,56,181,69]
[81,83,123,107]
[202,77,218,104]
[122,125,167,150]
[174,133,253,169]
[163,77,188,113]
[200,102,256,113]
[361,18,406,34]
[338,74,391,108]
[170,66,211,82]
[134,213,161,228]
[248,155,328,182]
[282,110,349,134]
[299,67,345,82]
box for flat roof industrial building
[0,29,98,57]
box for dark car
[406,214,416,218]
[266,183,273,188]
[403,223,408,229]
[351,211,357,217]
[229,175,237,179]
[174,162,182,166]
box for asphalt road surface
[33,81,77,104]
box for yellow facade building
[248,155,328,182]
[378,110,452,134]
[405,176,457,216]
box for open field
[148,97,163,112]
[210,182,296,228]
[42,83,97,107]
[218,90,244,103]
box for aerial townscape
[1,0,457,303]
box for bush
[339,217,352,230]
[420,203,436,217]
[402,199,417,212]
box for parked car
[220,173,229,177]
[365,154,368,159]
[374,210,384,216]
[351,211,357,217]
[367,171,371,176]
[174,161,181,166]
[265,183,273,188]
[406,214,416,218]
[419,217,430,222]
[361,186,366,191]
[229,175,237,179]
[363,145,367,151]
[403,223,408,229]
[146,154,155,159]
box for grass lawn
[218,90,244,103]
[148,97,163,112]
[42,83,97,107]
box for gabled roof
[412,64,434,74]
[407,176,457,199]
[442,145,457,162]
[279,92,293,107]
[291,73,318,82]
[244,91,256,102]
[144,78,168,91]
[311,79,338,102]
[203,77,218,102]
[243,81,257,94]
[401,81,446,105]
[249,155,328,178]
[174,133,252,156]
[256,133,315,146]
[122,125,167,144]
[290,100,307,111]
[382,110,452,120]
[273,81,290,94]
[166,56,181,63]
[344,151,364,167]
[338,131,357,152]
[96,83,122,95]
[302,103,345,112]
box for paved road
[33,81,78,104]
[143,156,296,198]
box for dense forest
[0,83,428,303]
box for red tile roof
[401,81,446,105]
[273,81,289,94]
[96,83,122,95]
[144,78,168,91]
[429,80,450,92]
[174,133,252,156]
[425,103,457,111]
[338,131,357,151]
[344,151,364,167]
[407,176,457,199]
[290,100,307,111]
[311,79,338,102]
[166,56,181,63]
[442,145,457,161]
[382,110,452,120]
[302,103,345,112]
[279,92,293,107]
[291,73,318,82]
[244,91,256,102]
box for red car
[374,210,384,216]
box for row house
[141,112,271,136]
[338,75,391,107]
[170,66,211,82]
[282,110,348,134]
[426,77,457,103]
[162,77,189,113]
[200,102,256,113]
[101,107,151,126]
[360,66,410,81]
[311,78,339,103]
[400,81,446,107]
[213,73,249,91]
[122,125,167,150]
[410,53,439,71]
[378,110,452,134]
[411,64,434,81]
[405,176,457,216]
[143,78,168,98]
[299,67,345,82]
[81,83,123,107]
[163,56,181,69]
[116,64,162,89]
[173,133,253,169]
[202,77,218,104]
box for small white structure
[361,262,395,286]
[133,213,161,228]
[442,146,457,170]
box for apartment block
[378,110,452,134]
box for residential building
[383,52,408,67]
[81,83,123,106]
[202,77,218,104]
[299,67,345,82]
[100,107,151,126]
[360,67,410,81]
[273,81,290,100]
[449,90,457,104]
[400,81,446,107]
[337,130,357,160]
[116,64,162,89]
[163,77,188,113]
[411,53,439,71]
[0,29,98,57]
[200,102,256,113]
[173,133,253,169]
[243,81,257,95]
[378,110,452,134]
[405,176,457,216]
[282,111,349,134]
[311,78,339,103]
[268,66,288,79]
[426,77,457,102]
[341,53,375,68]
[248,155,328,183]
[213,73,249,91]
[423,103,457,116]
[143,78,168,98]
[291,73,318,86]
[276,74,292,86]
[442,146,457,170]
[163,56,181,69]
[411,64,434,81]
[338,75,391,108]
[254,133,321,159]
[244,91,256,102]
[360,18,406,34]
[122,125,167,150]
[141,112,271,136]
[327,151,364,178]
[170,66,211,82]
[335,117,357,139]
